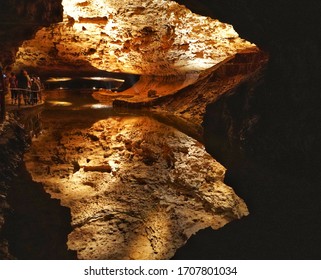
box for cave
[0,0,320,261]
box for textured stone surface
[25,116,248,259]
[0,115,28,259]
[176,0,321,177]
[13,0,255,75]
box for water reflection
[24,95,247,259]
[44,77,125,91]
[41,89,203,141]
[10,88,248,260]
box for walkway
[5,90,44,112]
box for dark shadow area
[171,0,321,261]
[3,162,77,260]
[1,108,76,259]
[173,159,321,259]
[0,0,63,66]
[44,77,124,91]
[173,64,321,260]
[2,89,208,259]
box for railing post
[0,63,6,123]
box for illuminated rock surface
[1,0,321,261]
[13,0,255,75]
[25,116,248,259]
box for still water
[29,88,203,141]
[5,89,244,260]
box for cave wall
[172,0,321,259]
[12,0,255,76]
[0,0,63,66]
[0,116,28,259]
[0,112,76,260]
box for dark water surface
[41,89,203,141]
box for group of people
[6,69,43,106]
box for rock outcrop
[0,0,63,66]
[25,116,248,259]
[13,0,255,76]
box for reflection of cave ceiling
[13,0,256,75]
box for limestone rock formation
[13,0,255,76]
[25,116,248,259]
[172,0,321,260]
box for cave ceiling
[11,0,256,76]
